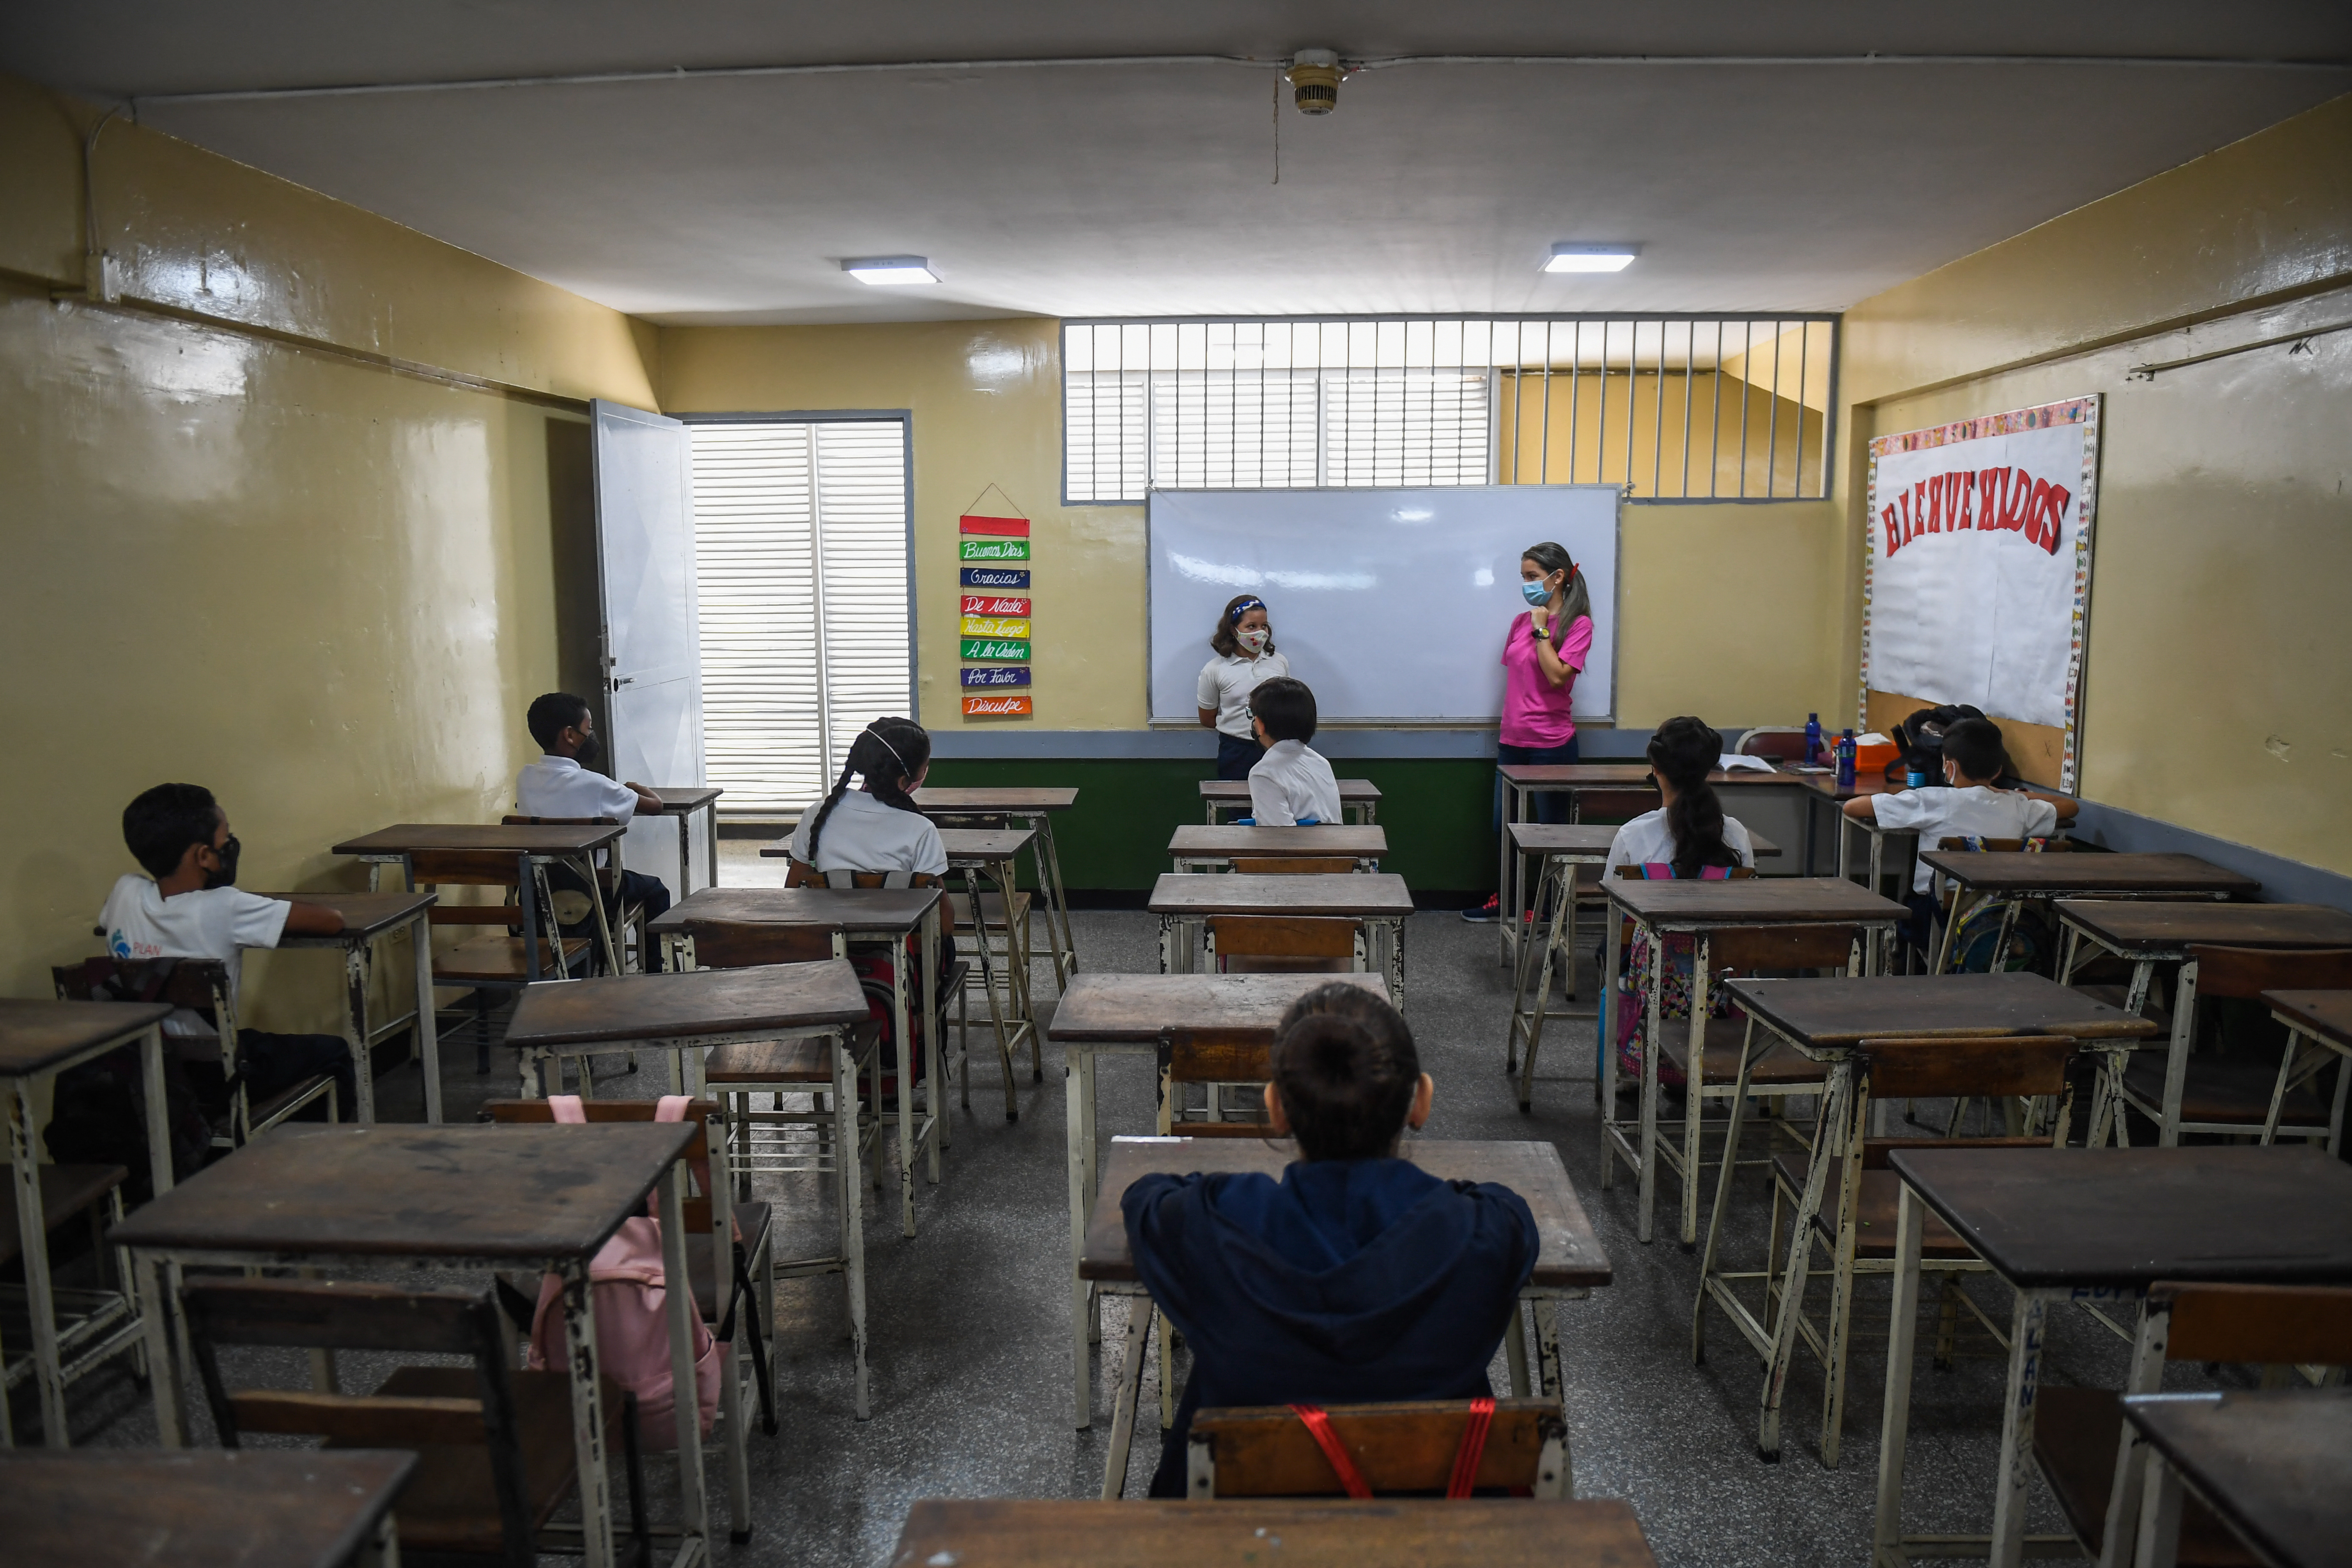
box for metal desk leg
[705,803,719,890]
[554,1261,618,1568]
[1987,1288,2055,1568]
[2095,1302,2169,1568]
[1871,1182,1927,1566]
[836,1031,871,1421]
[410,913,443,1124]
[1066,1045,1093,1429]
[1599,903,1624,1191]
[1034,815,1077,992]
[891,951,917,1238]
[1099,1295,1152,1498]
[138,1251,186,1447]
[341,940,374,1126]
[9,1080,68,1445]
[1636,922,1664,1244]
[676,811,693,899]
[923,904,942,1182]
[653,1165,712,1559]
[1504,1300,1532,1396]
[1760,1063,1855,1459]
[138,1026,174,1200]
[2155,960,2200,1148]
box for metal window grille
[1063,316,1836,504]
[688,418,911,815]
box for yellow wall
[1497,368,1827,499]
[1834,93,2352,873]
[0,79,656,1024]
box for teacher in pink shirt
[1467,540,1594,921]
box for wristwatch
[1532,625,1550,641]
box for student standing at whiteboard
[1469,542,1595,921]
[1196,595,1291,780]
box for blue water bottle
[1835,729,1857,789]
[1804,713,1823,766]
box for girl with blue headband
[1195,593,1290,780]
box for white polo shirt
[1196,650,1291,740]
[98,874,291,1037]
[1871,785,2061,893]
[789,789,948,879]
[1603,809,1758,879]
[517,755,640,825]
[1248,740,1343,828]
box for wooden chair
[1204,915,1364,977]
[1230,856,1360,875]
[0,1157,139,1440]
[675,921,887,1421]
[1154,1029,1281,1139]
[53,957,337,1148]
[181,1276,645,1568]
[2120,945,2352,1147]
[1748,1034,2078,1469]
[502,814,647,975]
[1736,727,1812,763]
[1186,1398,1569,1499]
[482,1097,771,1540]
[1574,787,1660,824]
[1926,833,2072,975]
[2034,1281,2352,1566]
[407,847,592,1081]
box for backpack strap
[650,1094,731,1240]
[1288,1405,1372,1499]
[1445,1396,1496,1499]
[548,1094,586,1124]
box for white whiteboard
[1149,486,1620,725]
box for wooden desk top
[505,960,868,1048]
[111,1122,696,1261]
[1885,1146,2352,1290]
[887,1497,1658,1568]
[646,786,724,812]
[0,999,176,1078]
[1921,851,2259,897]
[1498,763,1791,789]
[1201,779,1382,801]
[1606,877,1907,926]
[332,822,625,856]
[2055,901,2352,954]
[2265,990,2352,1051]
[1085,1138,1608,1293]
[912,787,1079,814]
[256,890,436,942]
[2122,1388,2352,1568]
[1725,972,2160,1050]
[1168,825,1390,858]
[1149,873,1415,918]
[647,885,941,935]
[1048,973,1389,1043]
[939,827,1039,861]
[0,1448,419,1568]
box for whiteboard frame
[1143,483,1623,728]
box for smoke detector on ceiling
[1285,49,1343,115]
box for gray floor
[56,845,2234,1565]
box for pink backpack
[526,1094,724,1448]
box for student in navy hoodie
[1123,982,1541,1497]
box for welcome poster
[1862,397,2101,787]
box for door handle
[611,676,635,689]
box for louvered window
[687,418,912,816]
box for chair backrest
[678,921,844,970]
[782,861,941,890]
[54,956,232,1021]
[2183,945,2352,1002]
[409,849,528,890]
[2149,1281,2352,1369]
[502,814,619,827]
[1205,915,1359,961]
[1708,923,1862,975]
[1857,1034,2077,1102]
[1187,1399,1567,1499]
[1158,1028,1273,1087]
[1932,836,2072,853]
[1736,727,1811,762]
[1576,789,1659,821]
[1611,863,1759,880]
[1230,856,1359,876]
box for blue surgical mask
[1520,580,1552,606]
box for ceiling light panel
[1545,244,1640,274]
[844,256,937,285]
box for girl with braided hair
[787,717,945,880]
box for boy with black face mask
[100,783,356,1118]
[517,692,672,966]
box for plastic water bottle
[1804,713,1823,766]
[1835,730,1857,789]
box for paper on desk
[1856,733,1892,747]
[1718,754,1776,772]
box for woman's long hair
[805,717,931,863]
[1647,716,1739,877]
[1209,594,1274,658]
[1521,541,1592,629]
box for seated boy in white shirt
[518,692,672,967]
[1243,677,1343,828]
[98,783,355,1122]
[1844,717,2077,953]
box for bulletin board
[1861,397,2102,789]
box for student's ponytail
[805,717,932,862]
[1648,716,1739,878]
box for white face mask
[1238,629,1270,655]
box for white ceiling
[7,3,2348,324]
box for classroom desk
[2120,1388,2352,1568]
[260,890,439,1127]
[649,886,945,1237]
[2262,989,2352,1153]
[2054,901,2352,1146]
[1166,824,1388,871]
[1081,1136,1613,1498]
[1601,878,1908,1248]
[1925,851,2261,975]
[0,999,175,1448]
[332,822,630,978]
[1200,777,1381,825]
[503,958,866,1095]
[1870,1146,2352,1568]
[1045,972,1390,1428]
[941,827,1042,1119]
[912,787,1080,996]
[645,785,724,896]
[0,1448,418,1568]
[1147,873,1413,1006]
[1809,777,1917,902]
[112,1122,710,1568]
[1694,974,2159,1460]
[889,1496,1660,1568]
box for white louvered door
[689,419,910,816]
